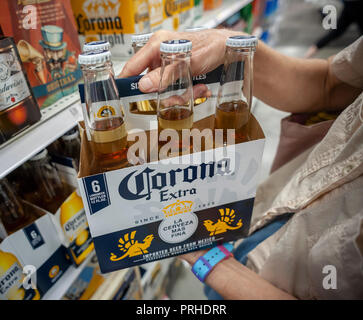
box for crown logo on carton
[162,200,193,218]
[83,0,120,19]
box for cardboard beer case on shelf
[0,202,71,299]
[15,170,94,267]
[77,67,265,273]
[70,0,151,58]
[62,253,105,300]
[0,0,82,109]
[149,0,194,32]
[148,0,164,31]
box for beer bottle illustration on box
[157,39,194,155]
[79,50,128,172]
[0,249,40,300]
[0,29,41,144]
[59,190,94,265]
[0,178,34,235]
[215,35,257,144]
[130,32,157,115]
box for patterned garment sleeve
[331,36,363,88]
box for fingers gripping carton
[77,67,265,273]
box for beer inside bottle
[215,35,257,144]
[0,178,31,235]
[28,149,74,214]
[79,50,127,172]
[0,37,41,144]
[157,40,194,156]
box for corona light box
[71,0,151,58]
[77,69,265,273]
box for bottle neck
[132,42,147,54]
[81,61,114,80]
[218,46,255,105]
[161,51,191,64]
[160,51,192,91]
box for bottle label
[91,100,123,123]
[0,50,31,112]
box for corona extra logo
[118,158,231,201]
[48,265,60,279]
[97,105,116,118]
[162,200,193,218]
[110,231,154,261]
[203,208,242,236]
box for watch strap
[192,243,233,282]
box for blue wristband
[192,243,234,282]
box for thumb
[138,68,161,93]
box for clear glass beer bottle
[0,178,30,234]
[61,128,81,172]
[78,50,128,172]
[28,149,74,214]
[131,32,153,54]
[83,40,111,53]
[157,40,194,155]
[130,32,157,115]
[215,35,257,144]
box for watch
[192,243,234,282]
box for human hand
[179,249,208,266]
[119,29,243,93]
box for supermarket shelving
[0,92,83,179]
[42,251,95,300]
[197,0,253,28]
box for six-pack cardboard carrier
[0,169,94,299]
[77,66,265,273]
[0,202,71,299]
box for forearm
[253,41,329,113]
[183,251,296,300]
[205,257,296,300]
[210,30,330,114]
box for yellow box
[162,0,194,31]
[71,0,151,58]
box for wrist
[191,243,234,282]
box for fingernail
[139,76,154,92]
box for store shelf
[90,269,129,300]
[197,0,253,29]
[42,251,95,300]
[0,92,82,179]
